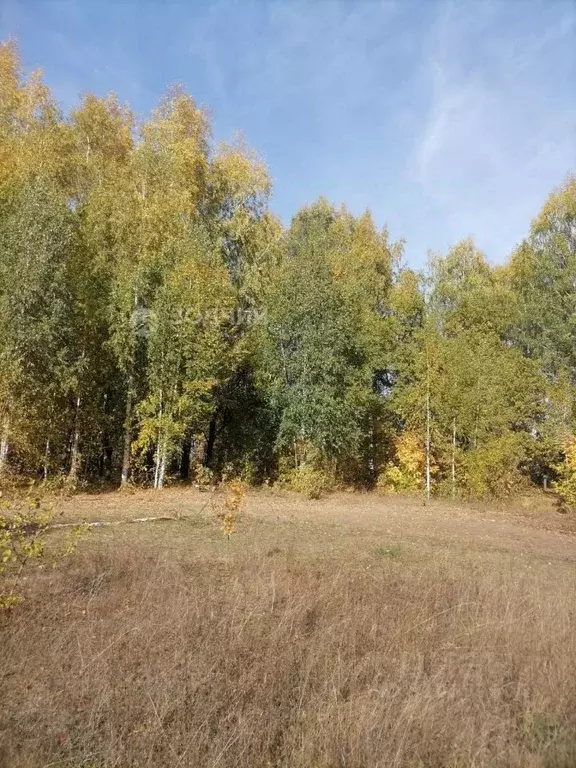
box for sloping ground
[58,486,576,564]
[2,488,576,768]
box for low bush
[377,431,427,492]
[554,438,576,510]
[286,464,332,499]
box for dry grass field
[1,488,576,767]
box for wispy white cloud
[412,0,576,258]
[183,0,420,215]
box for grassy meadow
[1,488,576,767]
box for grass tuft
[375,544,403,558]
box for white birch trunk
[425,357,431,502]
[153,385,165,490]
[158,443,167,489]
[0,415,10,475]
[153,435,162,489]
[43,438,50,482]
[68,396,82,484]
[154,438,168,489]
[451,417,456,499]
[120,385,133,487]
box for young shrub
[377,432,427,492]
[214,478,246,540]
[462,434,526,499]
[553,438,576,510]
[288,464,331,500]
[238,458,260,486]
[0,482,87,610]
[192,462,215,490]
[0,483,54,610]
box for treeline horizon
[1,39,575,501]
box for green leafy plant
[553,438,576,509]
[0,483,54,609]
[0,482,86,610]
[286,464,331,500]
[193,463,215,490]
[462,434,526,499]
[378,432,429,493]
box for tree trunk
[43,438,50,482]
[120,385,133,487]
[369,415,377,485]
[193,435,206,465]
[105,445,113,481]
[0,415,10,475]
[451,417,456,499]
[154,434,168,490]
[68,396,82,484]
[204,410,218,469]
[153,434,162,489]
[180,437,191,480]
[158,444,167,489]
[425,358,431,502]
[153,388,164,490]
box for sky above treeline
[1,0,575,267]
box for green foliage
[0,481,87,610]
[206,365,279,483]
[267,241,352,457]
[378,432,427,492]
[507,176,576,380]
[285,464,332,500]
[259,202,376,470]
[429,238,516,337]
[0,40,573,502]
[0,483,52,609]
[0,182,78,465]
[461,434,527,499]
[553,438,576,509]
[389,244,547,499]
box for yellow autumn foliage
[287,464,332,500]
[554,438,576,509]
[461,434,526,499]
[0,482,86,610]
[378,432,427,492]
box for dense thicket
[1,41,575,500]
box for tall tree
[507,176,576,381]
[0,183,77,474]
[259,203,368,472]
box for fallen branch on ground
[48,514,197,529]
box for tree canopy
[1,40,575,502]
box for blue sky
[1,0,575,267]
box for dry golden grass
[1,490,576,767]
